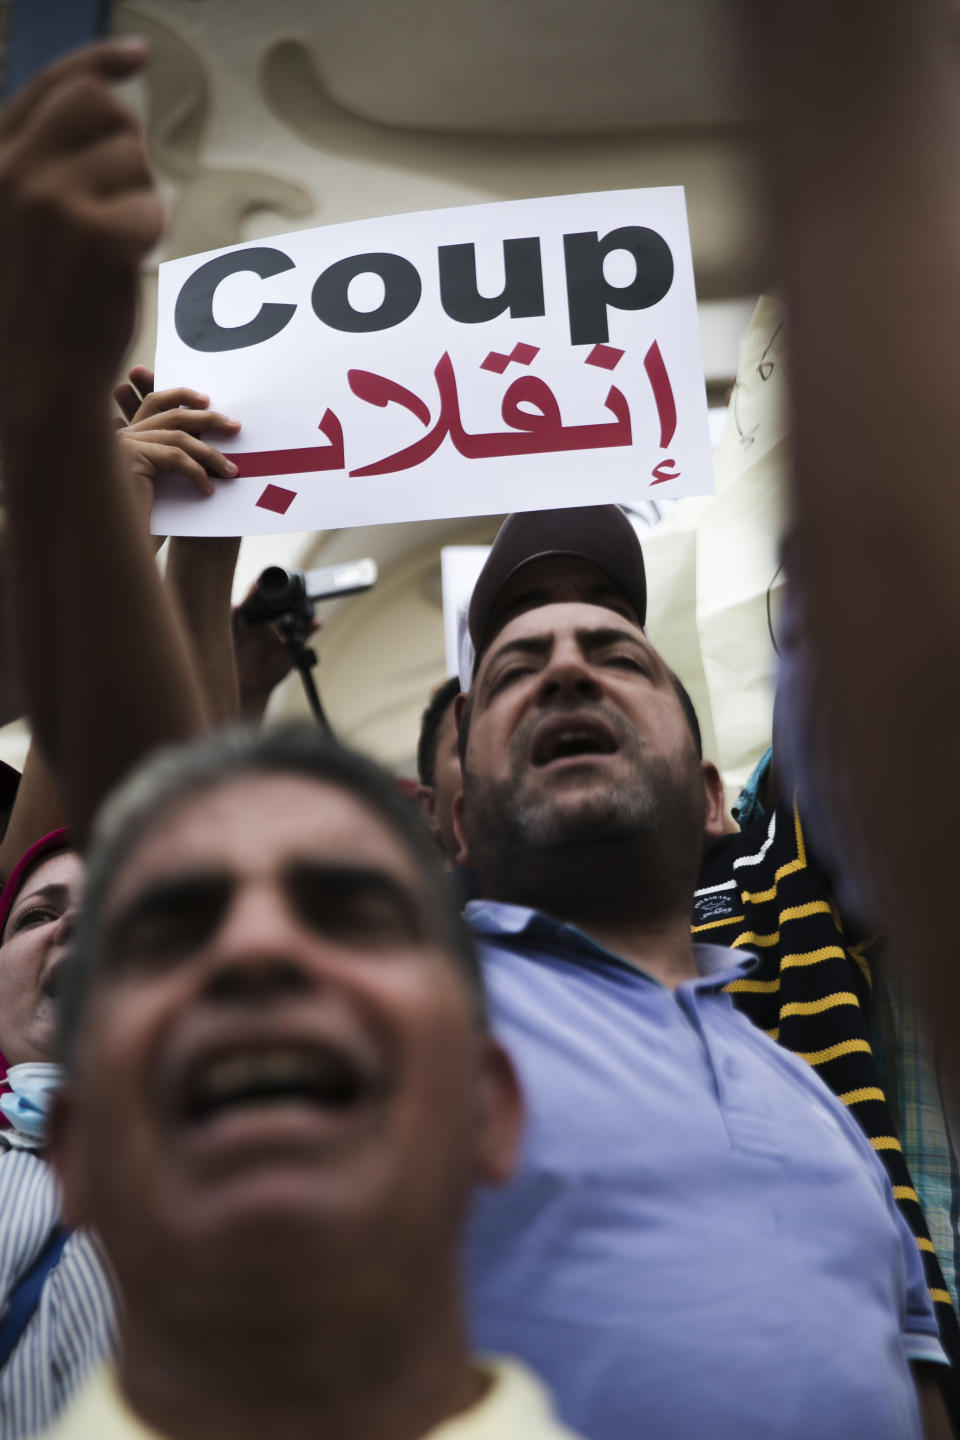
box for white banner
[153,188,713,536]
[440,545,491,679]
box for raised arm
[749,2,960,1060]
[166,536,242,727]
[115,367,243,728]
[0,40,206,839]
[0,377,243,879]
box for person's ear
[452,788,470,867]
[453,691,468,728]
[701,760,728,841]
[47,1084,92,1230]
[413,784,439,838]
[472,1036,524,1187]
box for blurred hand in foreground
[0,39,163,421]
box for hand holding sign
[116,368,242,494]
[113,367,243,549]
[154,189,712,536]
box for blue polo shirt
[464,902,944,1440]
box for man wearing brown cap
[453,504,949,1440]
[460,505,649,685]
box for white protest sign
[153,188,713,537]
[441,545,491,678]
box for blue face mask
[0,1063,64,1142]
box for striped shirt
[0,1140,114,1440]
[693,796,960,1371]
[872,947,960,1312]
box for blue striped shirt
[0,1141,114,1439]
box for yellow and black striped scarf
[694,795,960,1382]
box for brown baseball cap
[467,505,647,664]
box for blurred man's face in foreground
[52,774,519,1314]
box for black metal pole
[275,615,330,733]
[290,645,330,732]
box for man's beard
[462,708,707,920]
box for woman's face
[0,851,83,1066]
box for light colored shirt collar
[45,1359,582,1440]
[465,898,757,990]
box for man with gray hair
[45,723,581,1440]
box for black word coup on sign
[173,228,675,355]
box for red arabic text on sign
[255,484,297,515]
